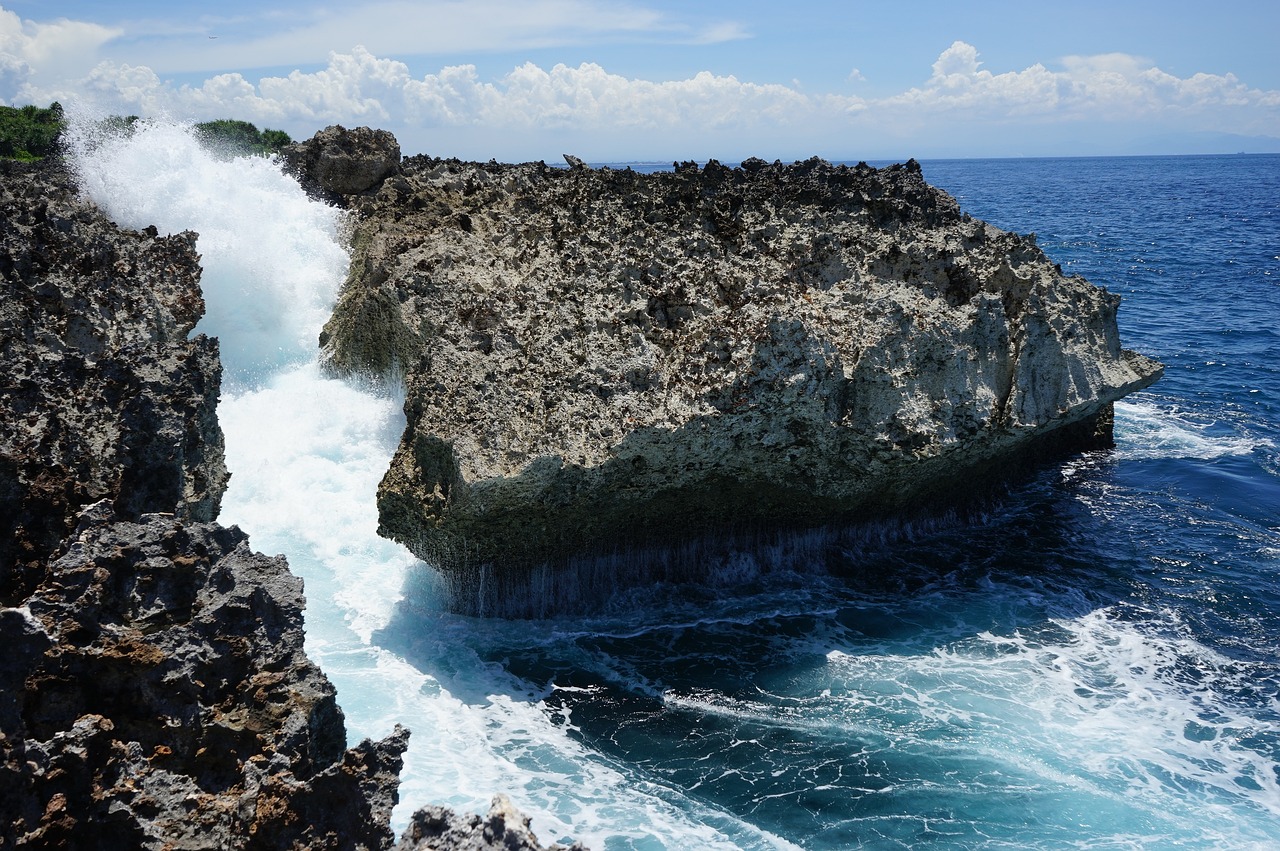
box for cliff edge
[302,131,1163,617]
[0,156,410,848]
[0,154,579,849]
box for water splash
[1114,399,1274,461]
[66,114,795,848]
[65,117,348,384]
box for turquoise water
[75,125,1280,849]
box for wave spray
[67,117,789,849]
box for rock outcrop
[2,155,574,848]
[1,506,409,849]
[310,137,1162,615]
[0,158,227,602]
[396,795,585,851]
[281,125,401,199]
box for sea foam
[67,116,796,849]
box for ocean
[69,124,1279,849]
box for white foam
[68,114,796,849]
[816,607,1280,844]
[1114,399,1273,461]
[67,117,349,384]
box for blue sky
[3,0,1278,161]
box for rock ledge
[310,136,1161,615]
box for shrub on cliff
[193,118,292,157]
[0,103,65,160]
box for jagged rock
[320,151,1162,615]
[0,505,408,849]
[0,149,586,851]
[396,794,586,851]
[0,158,227,603]
[281,125,401,198]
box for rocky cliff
[1,158,226,602]
[0,154,577,849]
[0,156,411,848]
[304,132,1162,616]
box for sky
[2,0,1278,162]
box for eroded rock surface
[281,124,401,199]
[0,158,227,602]
[396,794,586,851]
[313,139,1162,614]
[0,506,408,849]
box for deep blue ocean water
[76,129,1279,850]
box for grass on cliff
[0,104,293,160]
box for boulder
[323,153,1162,615]
[396,794,586,851]
[281,125,401,197]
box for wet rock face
[0,158,228,603]
[321,147,1162,614]
[281,124,401,198]
[0,506,408,850]
[396,794,586,851]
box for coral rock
[318,149,1162,615]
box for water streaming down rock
[0,142,409,849]
[0,117,605,849]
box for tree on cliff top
[0,103,65,160]
[193,119,292,157]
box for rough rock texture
[281,125,401,199]
[0,506,409,849]
[0,158,227,602]
[0,154,581,849]
[395,795,586,851]
[0,156,409,849]
[312,140,1162,615]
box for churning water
[71,123,1280,849]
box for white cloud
[48,47,821,136]
[878,41,1280,132]
[688,21,751,45]
[0,6,121,102]
[10,29,1280,159]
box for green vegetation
[0,103,65,160]
[0,104,292,161]
[193,119,292,157]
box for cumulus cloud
[886,40,1280,125]
[10,31,1280,158]
[0,6,121,102]
[44,46,823,135]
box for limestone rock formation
[0,158,227,602]
[311,139,1162,615]
[281,124,401,198]
[0,506,409,849]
